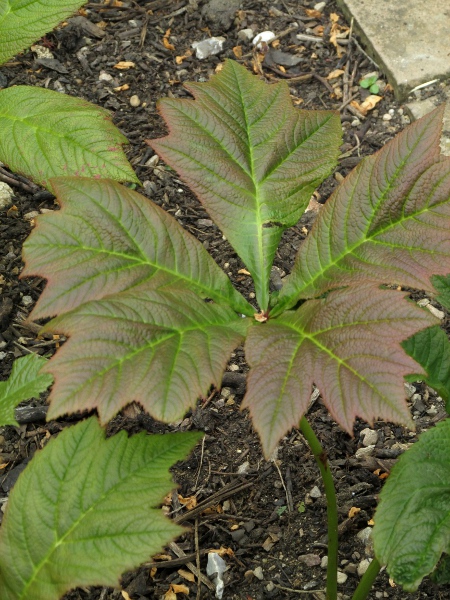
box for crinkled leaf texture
[23,178,251,423]
[0,0,85,65]
[150,59,341,310]
[244,105,450,455]
[243,286,436,455]
[433,273,450,311]
[403,325,450,409]
[0,417,201,600]
[373,418,450,591]
[0,87,138,191]
[0,354,53,426]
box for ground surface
[0,1,450,599]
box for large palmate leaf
[243,286,437,456]
[0,354,53,426]
[403,325,450,408]
[0,417,201,600]
[274,105,450,314]
[433,273,450,310]
[373,419,450,591]
[23,177,252,318]
[0,0,85,65]
[40,286,249,423]
[0,87,138,190]
[150,59,341,311]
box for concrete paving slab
[405,96,450,155]
[335,0,450,100]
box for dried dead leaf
[178,494,197,510]
[327,69,344,80]
[212,546,234,557]
[254,311,268,323]
[305,8,323,18]
[164,590,177,600]
[172,584,190,595]
[153,553,173,561]
[163,29,175,51]
[367,518,375,526]
[150,567,157,578]
[233,46,243,59]
[121,592,131,600]
[348,506,361,518]
[178,569,196,582]
[113,84,130,92]
[238,268,251,275]
[114,61,135,69]
[175,50,192,65]
[351,94,382,116]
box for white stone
[337,571,348,584]
[99,71,113,82]
[321,556,328,569]
[382,113,392,121]
[356,527,373,544]
[355,445,375,458]
[426,304,445,320]
[310,485,322,499]
[360,428,378,447]
[21,296,33,307]
[314,2,326,12]
[357,558,372,577]
[253,31,276,49]
[192,37,226,60]
[0,182,14,210]
[237,28,254,41]
[130,95,141,107]
[253,566,264,580]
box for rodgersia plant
[1,58,450,599]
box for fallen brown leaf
[114,61,135,69]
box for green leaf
[369,83,380,94]
[0,417,201,600]
[23,177,252,319]
[0,87,138,191]
[150,59,341,310]
[360,75,377,88]
[275,106,450,314]
[0,354,53,426]
[373,418,450,591]
[403,325,450,408]
[433,273,450,311]
[0,0,86,65]
[430,554,450,585]
[243,286,437,457]
[40,286,250,423]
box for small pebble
[253,566,264,580]
[382,113,392,121]
[253,31,276,48]
[266,581,275,592]
[351,119,361,127]
[21,296,33,307]
[360,428,378,447]
[24,211,39,221]
[404,382,416,399]
[357,558,372,577]
[0,352,7,361]
[426,304,445,320]
[337,572,348,584]
[98,71,113,82]
[355,445,375,458]
[192,37,225,60]
[320,556,328,569]
[314,1,326,11]
[228,364,239,372]
[356,527,373,544]
[237,28,254,42]
[130,95,140,107]
[197,218,213,227]
[0,182,14,210]
[309,485,322,499]
[426,405,438,416]
[299,554,321,567]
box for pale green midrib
[18,438,180,599]
[259,113,336,185]
[59,317,242,412]
[233,69,265,308]
[2,112,130,173]
[32,241,242,311]
[282,319,406,424]
[285,137,445,301]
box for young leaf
[150,59,341,311]
[243,286,437,456]
[22,177,252,319]
[402,325,450,407]
[275,105,450,314]
[373,418,450,591]
[0,354,53,426]
[433,273,450,310]
[0,417,201,600]
[40,287,249,423]
[0,87,139,190]
[0,0,86,65]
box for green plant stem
[299,416,338,600]
[352,558,381,600]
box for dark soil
[1,1,449,599]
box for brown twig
[169,542,215,591]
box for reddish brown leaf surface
[244,286,437,456]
